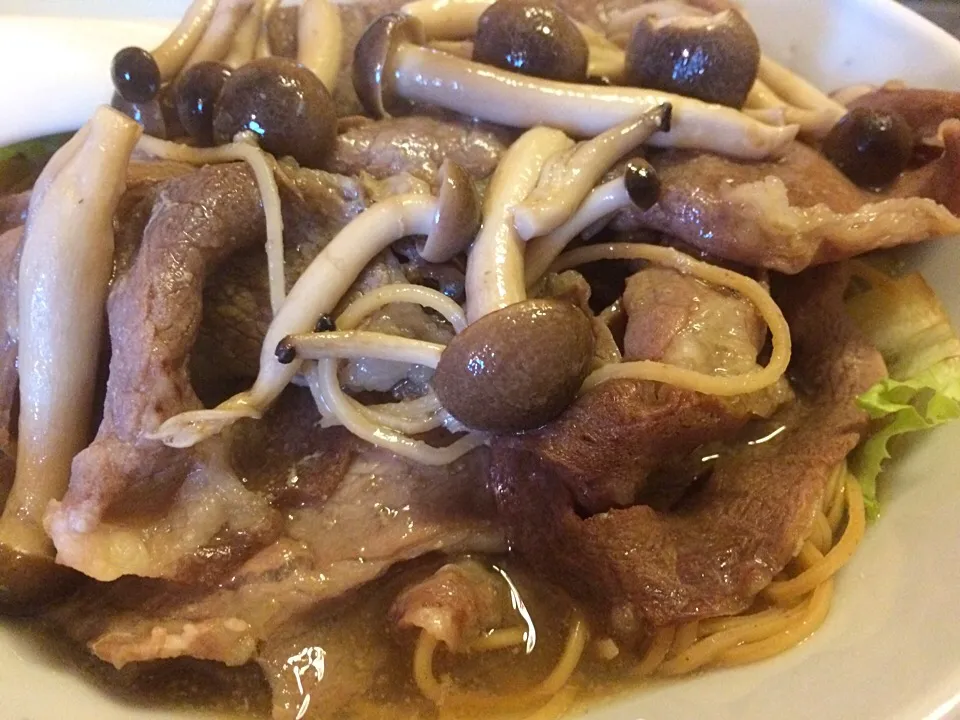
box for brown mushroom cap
[0,543,81,615]
[213,57,337,168]
[432,299,595,433]
[472,0,589,83]
[419,159,481,263]
[353,13,426,119]
[626,10,760,109]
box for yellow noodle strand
[669,621,700,657]
[551,243,791,397]
[469,627,529,653]
[634,627,675,677]
[718,579,834,667]
[764,476,865,605]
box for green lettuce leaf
[853,357,960,519]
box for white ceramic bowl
[2,1,960,718]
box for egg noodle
[410,463,865,717]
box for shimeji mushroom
[513,103,671,240]
[401,0,624,80]
[524,158,663,285]
[183,0,255,69]
[297,0,344,92]
[151,161,481,448]
[430,127,596,433]
[352,14,797,159]
[223,0,266,68]
[0,107,142,610]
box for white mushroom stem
[524,175,629,286]
[255,0,281,58]
[830,83,878,107]
[316,283,465,437]
[401,0,493,39]
[153,0,221,80]
[514,105,668,240]
[135,134,286,315]
[465,127,573,324]
[282,331,446,366]
[390,44,798,158]
[223,0,267,68]
[576,23,627,81]
[0,107,141,557]
[150,193,445,448]
[758,56,846,123]
[429,39,474,59]
[185,0,256,68]
[744,78,841,138]
[298,0,343,92]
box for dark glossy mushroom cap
[175,61,232,146]
[623,157,661,210]
[472,0,589,83]
[353,14,426,118]
[111,85,182,140]
[626,10,760,108]
[419,160,481,263]
[0,543,81,615]
[213,57,336,168]
[432,299,595,433]
[111,46,161,104]
[822,107,913,188]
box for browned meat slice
[50,390,503,673]
[623,267,765,372]
[46,164,280,581]
[196,165,367,384]
[390,560,506,651]
[848,88,960,143]
[491,266,886,630]
[614,142,960,273]
[327,116,509,184]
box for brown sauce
[7,554,680,720]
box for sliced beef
[196,165,367,384]
[848,88,960,143]
[390,559,505,651]
[623,267,765,372]
[46,164,280,581]
[50,389,503,675]
[327,116,509,184]
[613,142,960,273]
[491,265,886,630]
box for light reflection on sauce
[284,645,326,720]
[493,564,537,654]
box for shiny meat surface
[327,116,509,185]
[46,163,279,581]
[491,266,886,629]
[390,559,506,650]
[614,142,960,273]
[51,390,502,676]
[623,267,766,373]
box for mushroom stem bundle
[153,0,221,80]
[255,0,281,58]
[744,79,842,138]
[465,126,573,323]
[356,17,798,158]
[223,0,267,68]
[524,175,634,285]
[185,0,256,68]
[298,0,344,92]
[0,107,141,559]
[152,162,479,449]
[514,103,670,240]
[757,56,847,127]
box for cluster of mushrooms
[107,0,921,454]
[0,0,927,602]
